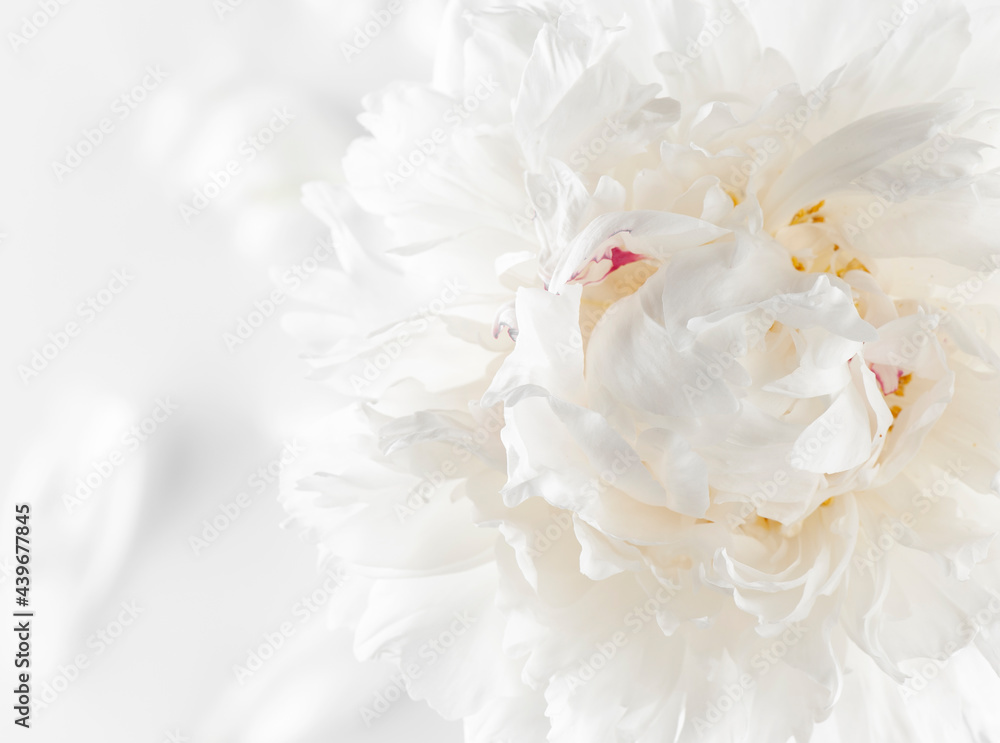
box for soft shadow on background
[0,0,462,740]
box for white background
[0,0,463,740]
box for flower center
[783,200,875,278]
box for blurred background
[0,0,463,740]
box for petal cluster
[283,1,1000,740]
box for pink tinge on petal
[492,300,518,341]
[607,246,646,270]
[568,245,647,286]
[870,362,903,395]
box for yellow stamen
[790,200,826,226]
[895,374,913,397]
[836,258,870,278]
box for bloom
[282,0,1000,740]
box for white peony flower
[282,0,1000,740]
